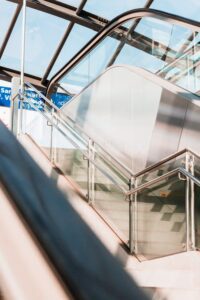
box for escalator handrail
[47,8,200,92]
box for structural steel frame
[0,0,200,92]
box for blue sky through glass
[0,0,200,96]
[1,8,69,77]
[0,1,17,49]
[151,0,200,22]
[85,0,147,20]
[49,24,96,79]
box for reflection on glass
[93,155,129,243]
[61,36,120,90]
[136,174,186,260]
[58,16,200,96]
[49,24,95,79]
[52,123,88,196]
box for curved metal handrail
[47,8,200,92]
[126,167,200,197]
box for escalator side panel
[62,66,162,173]
[62,65,197,173]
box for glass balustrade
[91,153,130,243]
[21,94,53,160]
[133,172,187,260]
[20,90,200,260]
[53,15,200,103]
[51,120,88,196]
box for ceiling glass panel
[84,0,148,20]
[48,24,96,79]
[0,1,17,49]
[151,0,200,22]
[1,8,69,77]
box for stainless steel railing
[21,91,128,194]
[20,86,200,260]
[25,82,133,179]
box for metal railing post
[10,77,20,136]
[134,177,138,254]
[20,0,27,135]
[87,138,95,204]
[189,153,195,250]
[129,176,135,254]
[185,151,191,251]
[50,107,54,163]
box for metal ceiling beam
[0,67,45,89]
[42,0,88,84]
[6,0,108,32]
[0,4,22,59]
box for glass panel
[52,120,88,197]
[93,155,129,243]
[49,24,96,80]
[1,8,69,77]
[59,16,200,96]
[136,174,186,260]
[84,0,147,20]
[94,142,132,182]
[22,99,53,160]
[0,1,17,49]
[60,35,120,91]
[151,0,200,22]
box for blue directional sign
[0,86,11,107]
[0,86,71,109]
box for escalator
[17,9,200,261]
